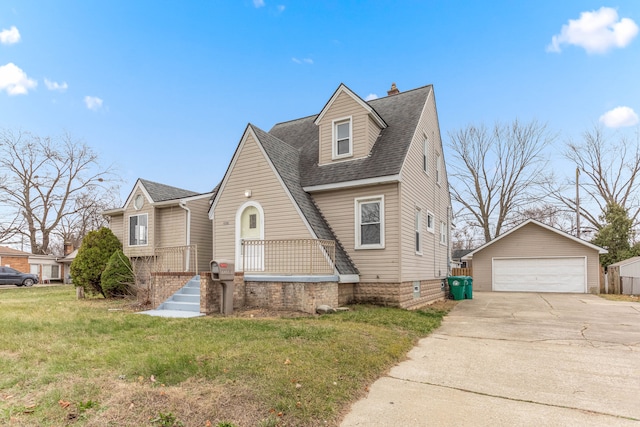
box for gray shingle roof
[250,125,359,276]
[139,178,200,202]
[269,85,432,187]
[240,85,433,276]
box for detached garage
[462,219,607,294]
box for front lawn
[0,286,452,427]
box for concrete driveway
[341,292,640,426]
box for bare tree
[550,126,640,233]
[0,129,120,255]
[511,203,573,232]
[448,119,554,243]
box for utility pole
[576,167,580,239]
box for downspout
[447,205,451,276]
[179,201,191,272]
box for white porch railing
[242,239,335,275]
[154,245,198,273]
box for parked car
[0,266,39,287]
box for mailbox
[210,259,235,281]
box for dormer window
[333,117,352,159]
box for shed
[462,219,607,293]
[607,257,640,295]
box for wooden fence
[451,267,472,277]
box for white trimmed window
[129,213,148,246]
[427,211,435,233]
[355,196,384,249]
[333,117,352,159]
[439,220,447,245]
[436,153,442,185]
[415,208,422,254]
[423,136,429,174]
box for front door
[240,205,263,271]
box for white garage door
[493,257,586,293]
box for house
[1,245,67,283]
[103,179,215,282]
[462,219,607,293]
[208,83,452,310]
[607,257,640,295]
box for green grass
[0,286,452,426]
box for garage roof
[462,219,608,260]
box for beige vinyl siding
[213,132,313,264]
[108,214,124,244]
[317,91,381,165]
[186,197,213,272]
[156,206,185,248]
[368,115,381,153]
[472,223,601,293]
[398,87,450,282]
[311,183,400,282]
[124,189,155,257]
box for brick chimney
[64,242,74,256]
[387,82,400,96]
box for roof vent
[387,82,400,96]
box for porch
[241,238,336,278]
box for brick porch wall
[151,272,196,308]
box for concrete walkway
[341,292,640,426]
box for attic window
[333,117,352,159]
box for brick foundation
[353,279,446,309]
[244,280,338,314]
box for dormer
[314,84,387,166]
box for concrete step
[172,294,199,303]
[181,286,201,295]
[160,301,200,312]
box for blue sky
[1,1,639,204]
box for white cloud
[44,78,68,92]
[599,106,639,128]
[84,95,103,111]
[292,57,313,64]
[253,0,265,7]
[547,7,638,54]
[0,26,20,45]
[0,62,37,95]
[365,93,378,101]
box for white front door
[239,205,264,271]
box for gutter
[179,201,191,272]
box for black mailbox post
[210,260,235,315]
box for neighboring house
[103,179,214,275]
[209,83,452,309]
[452,249,473,268]
[29,254,63,283]
[607,257,640,295]
[1,246,66,283]
[462,219,607,293]
[0,246,30,273]
[58,248,78,284]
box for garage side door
[493,257,586,293]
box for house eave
[303,174,400,193]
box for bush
[101,249,135,298]
[70,227,122,297]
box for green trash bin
[464,276,473,299]
[447,276,466,300]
